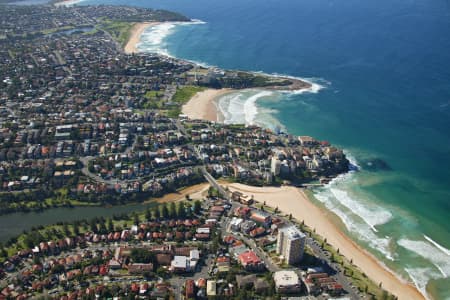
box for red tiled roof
[238,251,261,265]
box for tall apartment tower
[276,225,306,264]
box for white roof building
[273,270,301,293]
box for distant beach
[224,183,425,300]
[53,0,85,6]
[124,22,159,54]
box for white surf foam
[137,20,207,58]
[217,90,274,126]
[424,235,450,256]
[314,186,394,260]
[404,267,437,300]
[137,23,176,56]
[343,151,360,171]
[189,19,207,24]
[398,238,450,278]
[329,187,393,231]
[254,71,327,94]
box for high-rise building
[271,156,281,176]
[276,225,306,264]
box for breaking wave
[314,173,395,260]
[137,20,207,58]
[217,90,275,126]
[398,238,450,278]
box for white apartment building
[276,225,306,264]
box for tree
[0,244,7,258]
[168,202,176,218]
[160,204,169,219]
[130,248,154,264]
[107,218,114,232]
[63,223,71,236]
[99,219,107,234]
[73,221,80,236]
[177,202,186,219]
[193,200,201,214]
[156,266,169,278]
[52,264,65,274]
[89,219,98,233]
[145,209,152,221]
[153,207,160,220]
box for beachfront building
[276,225,306,264]
[271,157,281,176]
[273,270,302,293]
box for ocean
[80,0,450,298]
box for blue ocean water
[80,0,450,298]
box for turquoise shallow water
[80,0,450,298]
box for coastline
[223,183,425,300]
[122,18,425,300]
[124,22,159,54]
[181,88,233,122]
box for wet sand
[124,22,159,54]
[181,88,233,121]
[224,183,424,300]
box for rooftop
[273,270,300,286]
[280,225,306,240]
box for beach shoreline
[124,22,159,54]
[223,182,425,300]
[124,18,425,300]
[181,88,233,122]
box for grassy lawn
[41,25,75,35]
[143,90,164,109]
[98,20,136,46]
[171,86,206,104]
[167,86,206,118]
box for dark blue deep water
[79,0,450,297]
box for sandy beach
[224,183,424,300]
[181,88,233,122]
[124,22,159,54]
